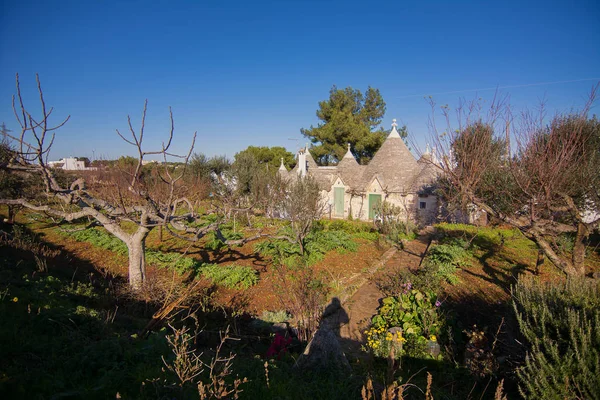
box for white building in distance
[48,157,93,171]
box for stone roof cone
[337,142,362,187]
[278,157,287,172]
[361,119,418,191]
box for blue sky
[1,0,599,161]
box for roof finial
[347,143,351,151]
[388,118,401,138]
[425,143,431,154]
[279,157,287,172]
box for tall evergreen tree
[301,86,405,165]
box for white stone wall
[321,182,438,226]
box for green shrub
[255,226,357,267]
[422,243,470,285]
[512,277,600,399]
[261,310,292,323]
[352,231,380,241]
[199,264,258,289]
[366,289,443,359]
[204,222,244,251]
[316,219,373,234]
[435,222,530,250]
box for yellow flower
[12,297,18,302]
[430,335,437,342]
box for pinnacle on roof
[388,118,401,139]
[278,157,287,172]
[342,142,355,160]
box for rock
[295,326,351,373]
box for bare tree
[275,176,326,255]
[0,74,264,289]
[425,88,600,276]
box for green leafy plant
[512,276,600,399]
[367,289,442,359]
[422,243,470,285]
[261,310,292,324]
[255,227,357,267]
[199,264,258,289]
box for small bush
[513,276,600,399]
[316,219,373,234]
[373,269,414,297]
[271,265,329,342]
[422,243,469,285]
[352,231,380,241]
[261,310,292,324]
[366,289,443,359]
[255,226,357,267]
[199,264,258,289]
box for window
[419,201,427,209]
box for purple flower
[435,300,441,307]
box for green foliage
[204,223,244,251]
[367,289,442,359]
[234,145,296,171]
[188,152,231,180]
[512,277,600,399]
[260,310,292,323]
[301,85,402,165]
[315,219,379,240]
[352,231,380,241]
[435,222,535,252]
[199,264,258,289]
[316,219,373,234]
[0,245,168,398]
[373,201,417,243]
[255,226,358,267]
[422,243,469,285]
[60,227,199,273]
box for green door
[368,194,382,220]
[334,187,345,217]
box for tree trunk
[535,249,544,275]
[127,239,147,290]
[572,222,588,276]
[529,231,581,276]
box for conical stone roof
[337,143,363,189]
[360,120,419,192]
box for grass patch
[0,232,168,398]
[199,263,258,289]
[58,226,200,274]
